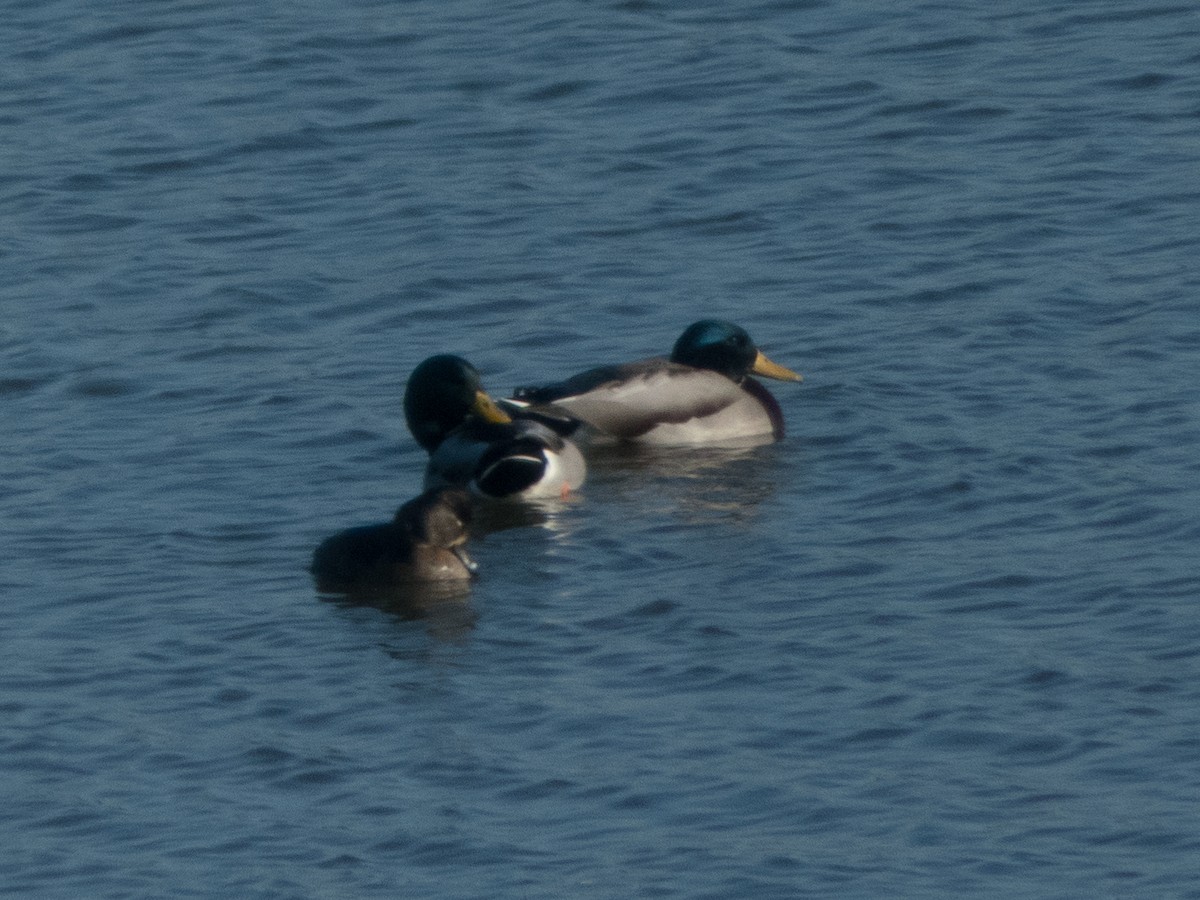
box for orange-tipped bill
[752,350,802,382]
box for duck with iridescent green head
[404,354,585,500]
[510,320,802,446]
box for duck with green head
[404,354,586,500]
[511,320,802,445]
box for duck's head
[670,320,802,383]
[395,486,477,574]
[403,354,513,451]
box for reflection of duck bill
[752,350,802,382]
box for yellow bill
[472,390,513,424]
[752,350,802,382]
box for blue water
[4,0,1200,896]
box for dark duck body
[311,487,477,593]
[512,320,802,446]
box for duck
[403,354,586,500]
[509,319,802,446]
[311,487,477,593]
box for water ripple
[3,0,1199,897]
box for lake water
[4,0,1200,896]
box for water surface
[3,1,1200,897]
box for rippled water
[4,0,1200,896]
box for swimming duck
[311,487,477,592]
[403,354,586,500]
[510,320,802,445]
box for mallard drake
[403,354,586,500]
[311,487,477,592]
[510,320,802,445]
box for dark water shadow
[317,581,477,641]
[468,494,585,537]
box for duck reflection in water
[311,487,478,620]
[585,439,784,525]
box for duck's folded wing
[311,524,393,588]
[517,362,745,439]
[514,361,650,404]
[427,420,569,498]
[474,435,549,497]
[495,400,583,438]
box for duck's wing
[473,433,551,498]
[495,400,584,438]
[311,523,398,589]
[515,360,748,439]
[513,360,663,405]
[426,419,584,499]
